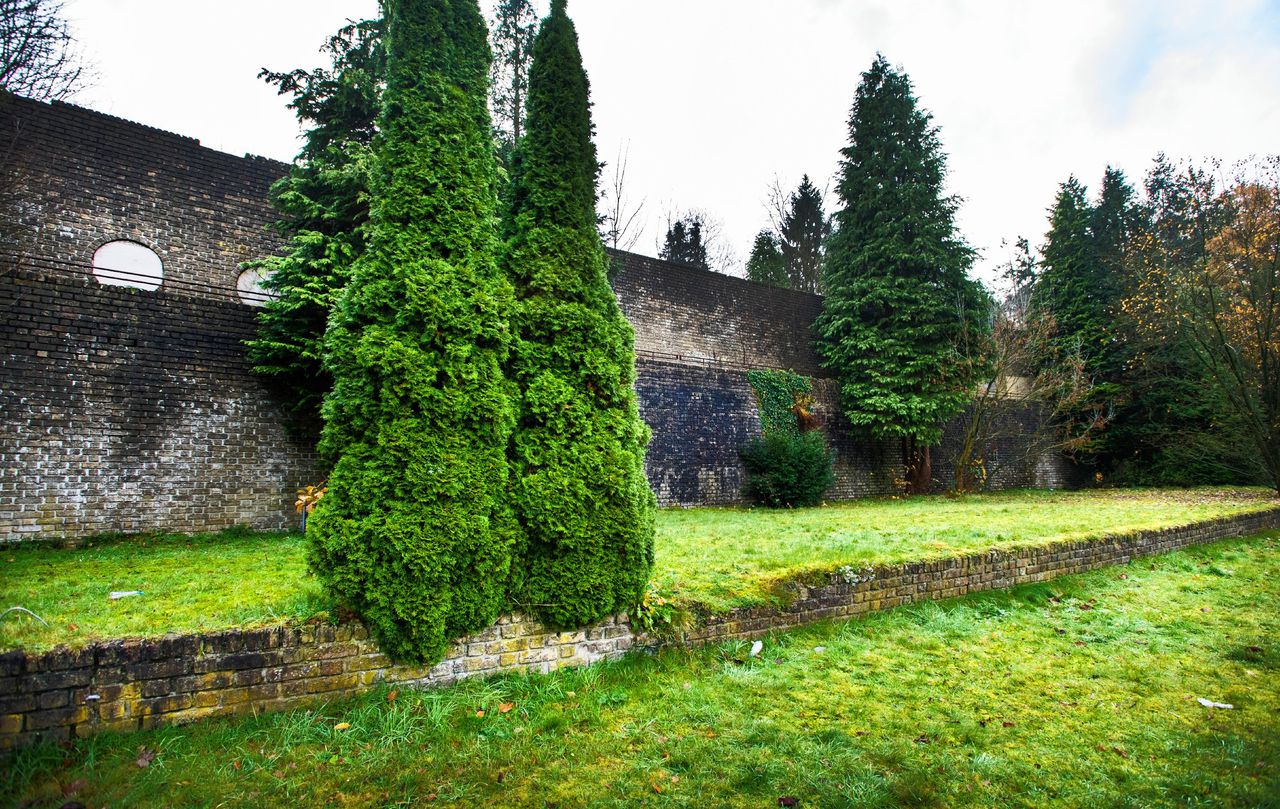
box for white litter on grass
[1197,698,1234,710]
[749,640,764,658]
[109,591,143,600]
[813,646,826,654]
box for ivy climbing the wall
[740,370,834,508]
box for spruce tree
[814,54,985,493]
[504,0,655,628]
[745,229,788,288]
[246,20,383,433]
[780,175,827,293]
[307,0,516,663]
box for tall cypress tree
[780,175,828,293]
[504,0,655,628]
[307,0,517,663]
[814,54,985,493]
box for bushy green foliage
[740,431,834,508]
[741,370,833,508]
[746,369,811,437]
[815,55,986,453]
[307,0,517,664]
[245,20,383,433]
[503,0,655,628]
[745,229,787,288]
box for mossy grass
[1,488,1274,653]
[8,531,1279,807]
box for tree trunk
[904,438,932,495]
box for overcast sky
[61,0,1280,282]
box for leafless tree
[600,142,645,252]
[1,0,88,101]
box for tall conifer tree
[504,0,655,628]
[308,0,516,663]
[780,175,827,293]
[815,55,985,492]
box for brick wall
[3,508,1275,748]
[0,260,324,538]
[0,95,1073,538]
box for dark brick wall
[1,94,286,297]
[611,251,825,376]
[0,95,1071,537]
[0,260,324,538]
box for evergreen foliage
[814,54,985,488]
[489,0,537,150]
[245,20,384,434]
[307,0,517,664]
[741,370,833,508]
[745,229,787,288]
[740,432,834,508]
[780,175,828,293]
[503,0,656,628]
[660,216,709,269]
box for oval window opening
[92,241,163,291]
[236,268,274,307]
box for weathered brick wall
[1,94,286,298]
[3,508,1275,748]
[0,95,1072,538]
[0,260,324,538]
[611,251,824,376]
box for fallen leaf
[67,624,79,632]
[61,779,86,797]
[135,747,156,768]
[1112,746,1129,759]
[498,702,515,714]
[1002,721,1016,728]
[334,722,351,731]
[1077,603,1094,611]
[1119,574,1129,580]
[1247,646,1263,654]
[914,734,931,745]
[779,798,799,807]
[386,690,398,703]
[475,710,485,718]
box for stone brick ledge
[2,507,1277,748]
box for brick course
[3,508,1275,748]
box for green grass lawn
[0,488,1275,652]
[6,531,1278,807]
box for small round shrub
[740,431,834,508]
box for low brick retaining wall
[3,508,1277,748]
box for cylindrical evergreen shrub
[740,431,835,508]
[306,0,517,664]
[504,0,656,628]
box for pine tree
[489,0,537,171]
[245,20,383,433]
[814,54,985,493]
[307,0,517,664]
[504,0,655,628]
[661,216,709,269]
[745,229,787,288]
[780,175,827,293]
